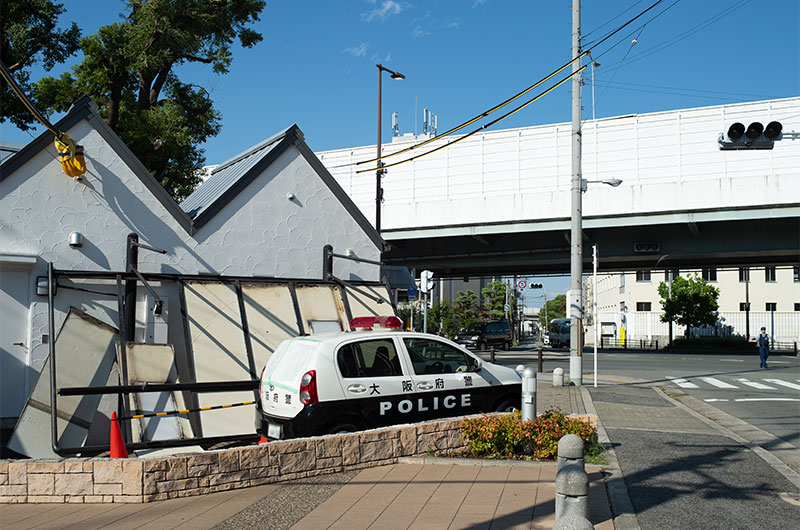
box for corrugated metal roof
[180,127,293,219]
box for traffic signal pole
[569,1,584,386]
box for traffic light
[419,270,434,293]
[719,121,782,150]
[633,242,660,254]
[529,283,543,289]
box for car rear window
[337,339,402,378]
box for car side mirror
[472,359,482,372]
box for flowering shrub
[461,409,597,460]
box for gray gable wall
[0,97,384,417]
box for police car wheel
[327,421,361,435]
[495,400,517,413]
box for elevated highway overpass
[318,98,800,276]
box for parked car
[256,316,522,440]
[454,321,512,351]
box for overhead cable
[354,51,589,167]
[356,65,586,174]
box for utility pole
[569,1,584,385]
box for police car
[256,316,522,440]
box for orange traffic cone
[110,412,128,458]
[258,436,269,445]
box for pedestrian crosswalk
[666,376,800,392]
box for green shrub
[461,409,597,460]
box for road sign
[503,303,510,311]
[518,280,527,289]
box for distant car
[548,318,571,348]
[454,321,512,351]
[256,316,522,440]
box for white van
[256,316,522,440]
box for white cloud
[412,24,429,39]
[472,0,488,8]
[343,42,369,57]
[362,1,409,22]
[446,17,462,29]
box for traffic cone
[110,411,128,458]
[258,436,269,445]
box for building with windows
[585,265,800,345]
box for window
[739,302,750,311]
[403,337,477,375]
[765,267,776,282]
[635,271,651,282]
[794,266,800,282]
[636,302,652,311]
[739,268,750,282]
[766,302,777,311]
[702,268,717,282]
[794,303,800,312]
[665,270,679,282]
[337,339,402,378]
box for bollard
[555,463,589,523]
[537,345,543,373]
[553,513,595,529]
[553,367,564,387]
[490,346,496,363]
[557,433,585,472]
[521,367,536,422]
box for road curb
[653,386,800,491]
[580,387,641,530]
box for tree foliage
[428,300,456,337]
[481,281,509,321]
[35,0,266,201]
[539,294,566,329]
[657,274,720,337]
[0,0,81,130]
[453,289,478,329]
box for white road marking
[700,377,738,389]
[736,378,775,390]
[764,379,800,391]
[719,359,744,362]
[666,376,698,388]
[704,398,729,402]
[768,361,789,364]
[735,398,800,402]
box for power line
[348,0,671,173]
[583,0,646,43]
[601,0,753,71]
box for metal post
[423,290,428,333]
[490,346,496,364]
[771,307,775,349]
[376,66,383,233]
[322,244,333,280]
[593,244,598,388]
[745,267,750,340]
[521,367,536,422]
[124,233,139,342]
[48,263,59,454]
[569,0,583,386]
[537,345,543,373]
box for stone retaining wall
[0,414,596,504]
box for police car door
[400,336,490,420]
[335,337,411,428]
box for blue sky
[2,0,798,304]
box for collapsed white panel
[345,284,395,319]
[118,342,191,442]
[183,281,254,438]
[295,285,348,332]
[8,308,118,458]
[241,283,300,367]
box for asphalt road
[479,345,800,449]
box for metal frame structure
[45,263,394,456]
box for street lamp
[376,63,405,233]
[581,178,622,192]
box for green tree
[35,0,265,201]
[428,300,456,337]
[481,281,508,321]
[657,274,720,338]
[452,289,478,330]
[0,0,81,130]
[539,294,566,329]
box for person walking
[757,327,770,369]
